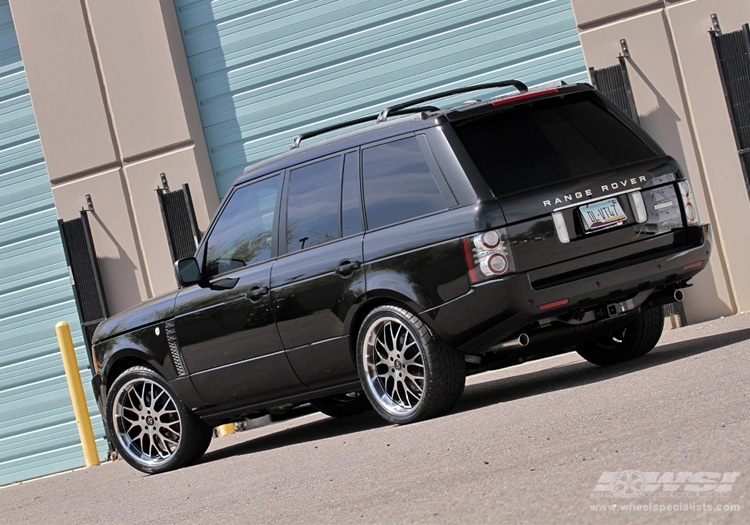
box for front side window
[286,156,342,253]
[362,135,446,230]
[204,174,280,277]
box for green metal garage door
[0,0,108,486]
[174,0,588,198]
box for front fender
[97,323,175,382]
[94,320,208,412]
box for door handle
[246,285,269,301]
[335,259,361,276]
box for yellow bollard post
[216,423,236,437]
[55,321,100,467]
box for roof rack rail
[291,115,377,150]
[290,80,526,149]
[376,80,528,123]
[290,106,440,149]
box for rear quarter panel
[362,206,477,323]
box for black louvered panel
[713,24,750,198]
[59,214,107,323]
[741,152,750,196]
[663,301,688,327]
[58,212,109,362]
[714,26,750,149]
[589,59,638,122]
[158,184,202,262]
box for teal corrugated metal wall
[174,0,588,198]
[0,0,108,487]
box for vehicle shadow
[455,327,750,412]
[196,327,749,466]
[197,410,388,465]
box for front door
[173,174,304,409]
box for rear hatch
[450,86,700,288]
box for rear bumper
[423,225,712,353]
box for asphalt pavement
[1,312,748,525]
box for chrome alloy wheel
[111,377,183,468]
[362,315,426,417]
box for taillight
[462,229,516,284]
[637,185,682,235]
[678,181,700,225]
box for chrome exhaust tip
[650,288,685,307]
[490,333,529,351]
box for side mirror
[175,257,202,287]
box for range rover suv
[91,80,711,473]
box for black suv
[91,80,711,473]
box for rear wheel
[576,304,664,366]
[311,392,371,418]
[105,366,213,474]
[356,305,465,424]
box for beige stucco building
[570,0,750,323]
[12,0,219,313]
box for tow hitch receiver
[606,298,636,317]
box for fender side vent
[165,320,186,376]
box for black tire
[105,366,213,474]
[310,392,372,418]
[576,305,665,366]
[356,305,465,424]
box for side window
[362,135,446,230]
[342,151,363,237]
[204,175,280,277]
[286,156,342,253]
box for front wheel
[105,366,213,474]
[356,305,465,424]
[576,304,665,366]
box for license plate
[580,198,627,231]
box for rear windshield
[452,93,659,196]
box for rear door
[271,151,365,389]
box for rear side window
[454,93,659,196]
[362,135,446,230]
[286,156,342,253]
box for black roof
[237,80,590,185]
